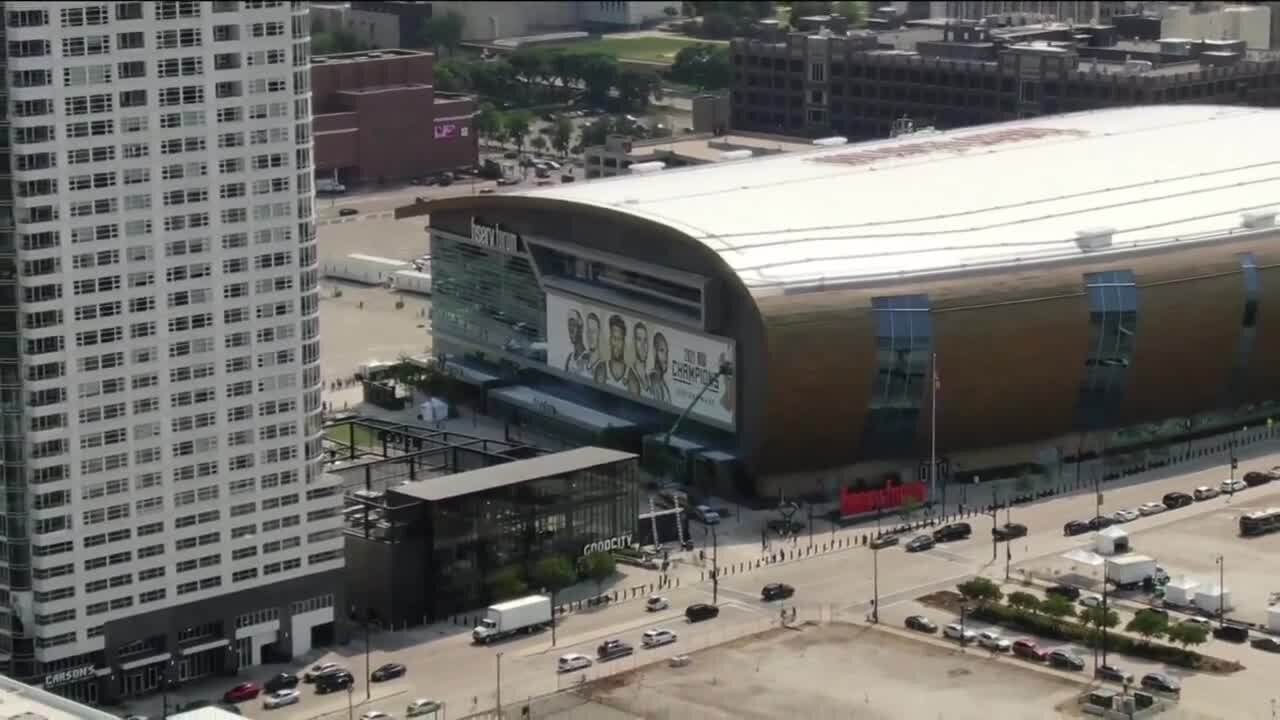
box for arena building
[408,104,1280,498]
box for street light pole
[495,651,503,719]
[711,524,719,605]
[807,502,814,548]
[872,544,880,623]
[364,612,371,701]
[1217,554,1225,626]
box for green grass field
[548,36,712,63]
[324,422,381,450]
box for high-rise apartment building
[0,0,341,705]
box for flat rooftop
[617,134,815,163]
[518,105,1280,294]
[312,48,430,64]
[0,675,119,720]
[391,446,636,502]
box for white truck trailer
[322,253,412,285]
[390,269,432,295]
[1106,554,1158,589]
[472,595,552,644]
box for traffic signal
[1231,457,1239,470]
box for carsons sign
[582,533,632,556]
[44,664,96,689]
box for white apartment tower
[0,0,341,705]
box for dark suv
[1046,584,1081,601]
[1244,471,1272,488]
[932,522,972,542]
[685,603,719,623]
[761,583,795,601]
[992,523,1028,541]
[1063,520,1090,536]
[596,639,634,661]
[1162,492,1193,509]
[314,670,353,694]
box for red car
[223,681,262,703]
[1011,639,1049,661]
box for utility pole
[989,493,998,562]
[930,353,940,507]
[1101,564,1111,668]
[495,652,503,719]
[712,524,719,604]
[364,610,371,701]
[1216,554,1225,625]
[807,501,814,547]
[872,542,880,623]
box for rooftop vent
[630,161,665,174]
[812,136,848,146]
[1242,210,1276,229]
[718,150,753,161]
[1075,227,1114,252]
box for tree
[486,567,527,601]
[1124,611,1169,644]
[578,53,620,108]
[1079,606,1119,645]
[581,551,617,595]
[1165,621,1209,653]
[617,69,661,112]
[434,61,468,93]
[551,52,586,94]
[311,30,366,55]
[508,49,550,102]
[503,110,533,154]
[1007,591,1041,615]
[530,135,548,153]
[530,555,577,597]
[897,496,920,525]
[469,59,517,98]
[419,11,464,56]
[1040,594,1076,626]
[552,117,575,157]
[700,11,738,39]
[475,103,503,146]
[834,0,868,27]
[957,577,1003,606]
[670,44,732,90]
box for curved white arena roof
[521,105,1280,295]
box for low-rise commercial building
[730,19,1280,140]
[328,420,639,624]
[584,131,814,179]
[312,49,477,184]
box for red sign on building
[839,482,927,516]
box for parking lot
[567,622,1085,719]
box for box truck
[322,254,412,285]
[472,595,553,644]
[1106,555,1158,589]
[390,269,432,295]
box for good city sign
[583,533,632,556]
[469,218,521,254]
[44,664,96,689]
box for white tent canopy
[417,397,450,422]
[1095,526,1130,555]
[1063,549,1106,566]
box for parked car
[496,176,519,186]
[1135,608,1169,622]
[1079,594,1103,609]
[869,534,899,549]
[407,698,444,717]
[1244,471,1272,487]
[932,522,972,542]
[1251,636,1280,653]
[315,671,353,694]
[1214,623,1250,643]
[1095,664,1133,684]
[370,663,406,682]
[641,629,678,648]
[557,653,592,673]
[1046,584,1081,601]
[690,504,720,524]
[1087,515,1117,531]
[1162,492,1193,509]
[1063,520,1090,536]
[1181,617,1212,629]
[360,712,391,720]
[263,673,298,693]
[262,689,301,710]
[1047,649,1085,671]
[1221,477,1247,493]
[943,623,978,644]
[685,603,719,623]
[1012,638,1049,661]
[1111,508,1140,523]
[1193,485,1220,501]
[597,639,634,661]
[223,682,261,704]
[645,594,670,612]
[761,583,795,602]
[338,208,359,217]
[1137,502,1166,516]
[992,523,1028,541]
[905,615,937,633]
[977,630,1011,652]
[1141,672,1180,695]
[905,535,935,552]
[304,663,340,683]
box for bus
[1239,507,1280,537]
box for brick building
[730,21,1280,140]
[312,49,476,184]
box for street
[133,430,1280,720]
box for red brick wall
[311,54,434,112]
